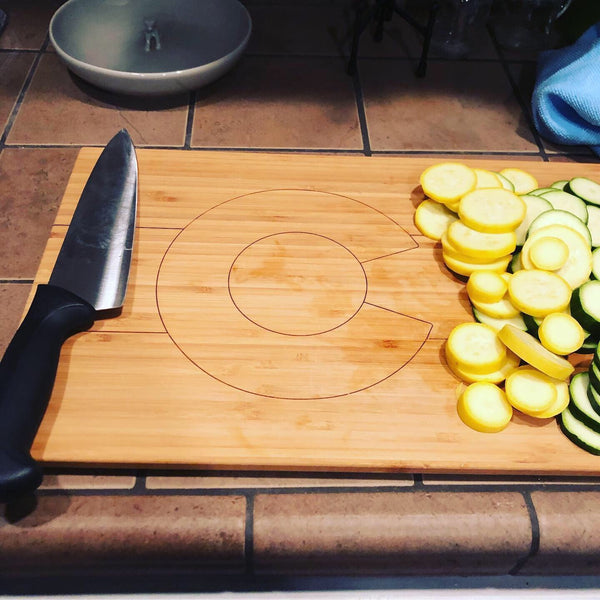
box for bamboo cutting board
[29,150,600,475]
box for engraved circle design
[157,189,431,399]
[229,232,367,336]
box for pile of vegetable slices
[415,162,600,453]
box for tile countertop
[2,0,600,594]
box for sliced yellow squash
[470,295,521,319]
[446,322,507,375]
[505,366,559,415]
[473,168,503,189]
[466,270,508,304]
[499,168,538,195]
[457,382,513,433]
[497,324,574,380]
[414,199,459,241]
[448,349,520,384]
[532,379,570,418]
[420,162,477,204]
[521,224,592,289]
[527,236,569,271]
[507,269,571,318]
[446,220,517,260]
[443,252,512,277]
[538,312,586,355]
[458,188,526,234]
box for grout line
[509,491,541,575]
[0,36,48,148]
[245,493,255,575]
[0,279,34,284]
[183,91,196,149]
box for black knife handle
[0,284,95,501]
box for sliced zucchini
[508,251,522,274]
[568,372,600,431]
[589,362,600,394]
[565,177,600,207]
[527,209,592,247]
[592,247,600,280]
[528,187,556,197]
[559,408,600,455]
[540,190,589,223]
[551,180,569,190]
[472,307,527,332]
[473,168,503,190]
[577,335,599,354]
[494,172,515,192]
[571,280,600,336]
[521,312,541,337]
[514,194,553,246]
[585,205,600,247]
[588,379,600,414]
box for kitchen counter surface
[2,0,600,594]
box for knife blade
[0,129,138,501]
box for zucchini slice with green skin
[586,205,600,248]
[528,187,556,197]
[540,190,589,223]
[521,312,541,337]
[568,372,600,431]
[566,177,600,207]
[571,280,600,336]
[559,408,600,455]
[577,335,598,354]
[527,209,592,247]
[551,180,569,190]
[589,362,600,394]
[592,247,600,280]
[514,194,552,246]
[588,379,600,415]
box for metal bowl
[49,0,252,96]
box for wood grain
[30,150,600,474]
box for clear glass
[489,0,572,50]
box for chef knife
[0,129,138,501]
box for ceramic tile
[191,56,362,150]
[521,491,600,574]
[39,473,137,490]
[0,52,34,132]
[360,58,540,152]
[253,491,531,575]
[245,2,352,56]
[0,495,246,573]
[8,54,189,146]
[146,472,414,489]
[0,283,31,354]
[0,0,65,50]
[0,147,79,278]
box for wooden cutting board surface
[30,149,600,475]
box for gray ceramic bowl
[49,0,252,96]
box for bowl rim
[48,0,252,82]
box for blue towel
[532,22,600,155]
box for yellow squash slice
[538,312,586,355]
[458,188,526,234]
[473,168,503,189]
[527,236,569,271]
[420,162,477,204]
[498,324,574,380]
[499,168,538,195]
[505,366,560,415]
[448,349,520,384]
[414,199,459,241]
[457,382,513,433]
[446,220,517,260]
[507,269,571,318]
[466,270,508,304]
[446,322,507,375]
[443,252,512,277]
[533,379,570,418]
